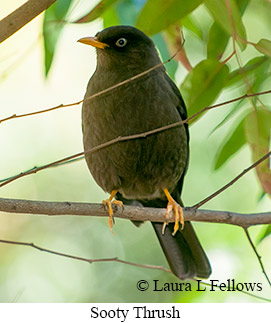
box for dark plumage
[80,25,211,280]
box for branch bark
[0,0,56,43]
[0,197,270,227]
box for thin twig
[0,156,84,183]
[0,150,85,188]
[0,239,171,274]
[0,46,182,125]
[192,151,271,210]
[1,91,270,188]
[183,90,271,124]
[243,228,271,287]
[0,238,269,302]
[0,68,270,125]
[0,100,83,124]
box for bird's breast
[82,69,188,199]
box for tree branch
[0,197,270,227]
[0,237,270,302]
[0,0,56,43]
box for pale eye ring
[115,38,127,47]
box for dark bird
[78,25,211,280]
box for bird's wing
[164,74,189,138]
[164,73,189,197]
[117,73,211,280]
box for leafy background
[0,0,270,302]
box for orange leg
[102,190,123,233]
[162,188,184,236]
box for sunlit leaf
[257,225,271,244]
[181,14,203,40]
[180,59,229,122]
[43,0,73,76]
[253,39,271,57]
[136,0,203,35]
[75,0,119,23]
[214,117,247,170]
[245,109,271,194]
[237,0,249,15]
[207,22,229,59]
[205,0,247,50]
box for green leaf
[103,5,120,28]
[136,0,204,35]
[257,225,271,244]
[180,59,230,122]
[181,15,203,40]
[205,0,247,50]
[227,56,269,88]
[236,0,249,15]
[245,109,271,195]
[207,22,229,59]
[210,99,245,135]
[43,0,73,76]
[250,58,271,94]
[253,39,271,57]
[214,117,247,170]
[75,0,119,23]
[258,190,266,202]
[207,0,249,60]
[215,57,270,134]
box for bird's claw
[163,188,184,236]
[102,196,123,233]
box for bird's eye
[115,38,127,47]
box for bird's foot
[162,188,184,236]
[102,190,123,233]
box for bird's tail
[116,193,211,280]
[152,221,211,280]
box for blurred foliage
[136,0,203,35]
[180,59,230,119]
[257,224,271,244]
[43,0,73,75]
[205,0,247,50]
[43,0,271,196]
[0,0,270,303]
[75,0,119,23]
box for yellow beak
[77,37,108,49]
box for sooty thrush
[79,25,211,280]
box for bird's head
[78,25,162,71]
